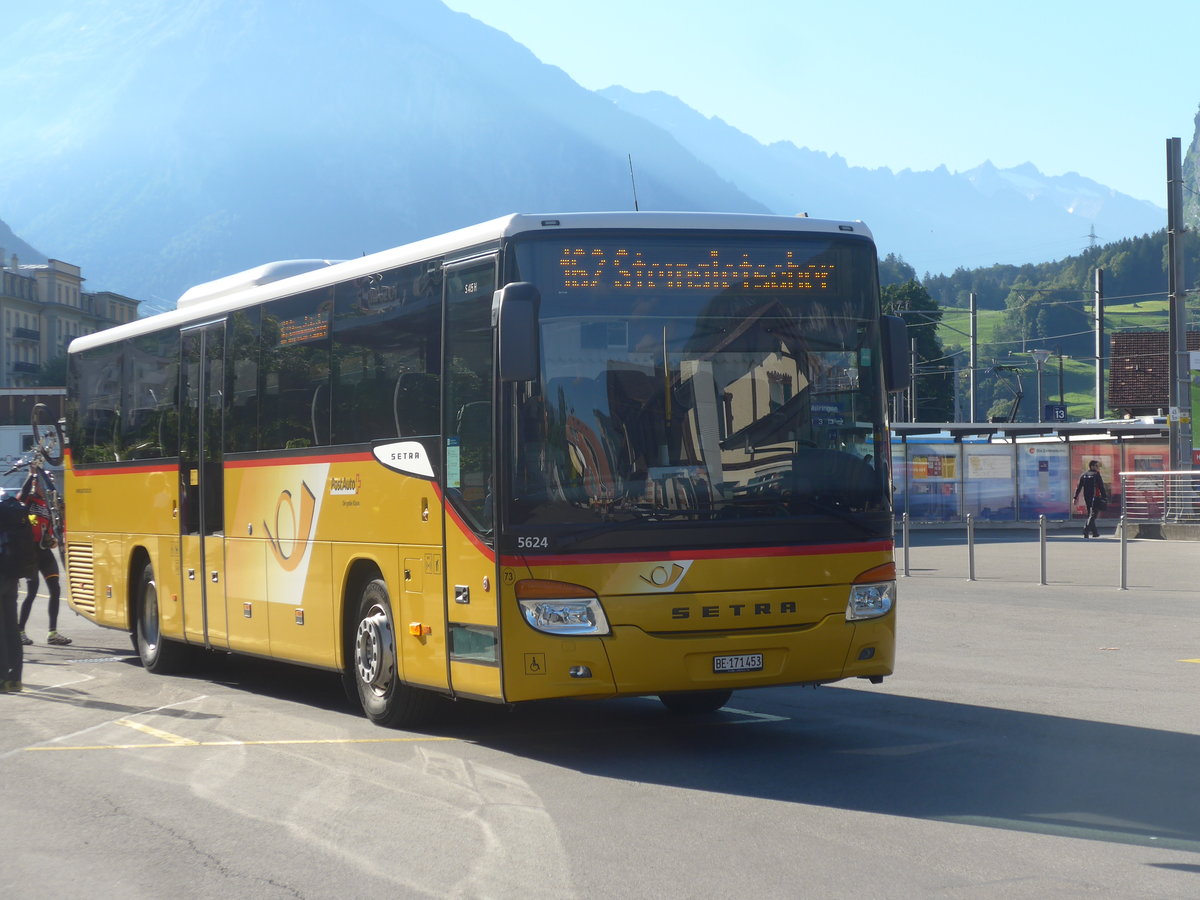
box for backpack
[25,495,57,549]
[0,494,38,580]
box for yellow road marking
[26,735,461,752]
[1182,658,1200,664]
[25,699,780,753]
[115,718,197,745]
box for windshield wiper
[790,495,881,535]
[549,507,711,550]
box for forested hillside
[883,227,1200,421]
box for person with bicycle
[16,469,70,646]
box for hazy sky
[443,0,1197,208]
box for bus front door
[442,257,502,700]
[179,320,228,650]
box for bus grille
[66,543,97,615]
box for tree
[879,253,916,287]
[36,355,67,387]
[882,280,954,421]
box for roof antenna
[627,154,640,211]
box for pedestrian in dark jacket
[1073,459,1108,539]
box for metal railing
[1120,470,1200,524]
[899,510,1148,590]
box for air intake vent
[66,543,97,615]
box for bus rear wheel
[135,561,190,674]
[349,578,434,728]
[658,690,733,715]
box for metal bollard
[901,512,910,577]
[966,513,975,581]
[1039,514,1047,585]
[1119,514,1128,590]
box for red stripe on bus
[443,490,497,560]
[499,540,893,568]
[70,463,175,476]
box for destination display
[278,308,331,345]
[555,245,838,292]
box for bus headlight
[846,563,896,621]
[516,579,611,636]
[846,581,895,620]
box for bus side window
[259,289,332,450]
[67,343,123,463]
[330,263,441,446]
[226,308,261,453]
[121,329,179,460]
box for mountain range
[0,0,1174,314]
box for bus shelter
[890,421,1170,526]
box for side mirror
[494,282,540,383]
[880,315,910,393]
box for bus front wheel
[135,561,189,674]
[349,578,434,728]
[658,690,732,715]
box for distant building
[1108,331,1200,417]
[0,252,139,388]
[0,386,66,491]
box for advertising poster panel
[907,442,961,521]
[1191,351,1200,466]
[963,444,1015,520]
[1017,444,1070,520]
[891,442,907,519]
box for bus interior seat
[791,448,882,509]
[124,407,161,458]
[456,400,490,444]
[394,372,439,437]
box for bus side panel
[89,534,127,628]
[224,536,270,655]
[154,534,185,641]
[395,545,449,691]
[268,540,334,667]
[443,512,502,700]
[224,460,332,667]
[68,465,179,537]
[65,464,180,632]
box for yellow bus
[65,212,908,726]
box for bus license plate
[713,653,763,674]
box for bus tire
[657,690,732,714]
[349,578,434,728]
[134,561,190,674]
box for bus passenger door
[441,257,501,700]
[179,320,228,649]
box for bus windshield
[505,231,892,550]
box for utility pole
[1167,138,1191,468]
[1056,345,1065,404]
[1094,268,1105,419]
[909,338,918,422]
[969,291,978,421]
[1031,349,1051,422]
[952,355,962,421]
